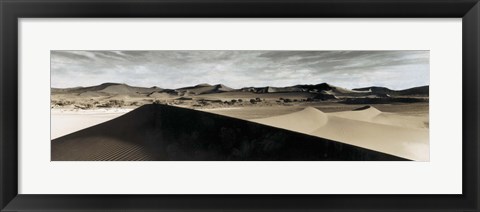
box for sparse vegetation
[96,100,125,108]
[74,103,93,110]
[52,100,75,106]
[50,82,429,112]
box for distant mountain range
[52,82,428,99]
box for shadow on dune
[51,104,408,161]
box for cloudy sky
[51,50,429,90]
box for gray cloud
[51,50,429,90]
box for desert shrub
[53,100,75,106]
[250,99,256,104]
[74,103,93,109]
[97,100,126,107]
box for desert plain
[51,82,429,161]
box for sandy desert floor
[200,102,429,119]
[201,103,429,161]
[251,106,428,161]
[51,102,428,160]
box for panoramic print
[51,50,429,161]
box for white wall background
[18,18,462,194]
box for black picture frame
[1,0,479,211]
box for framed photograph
[50,49,429,162]
[1,0,479,211]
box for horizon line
[51,82,430,91]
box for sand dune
[52,104,406,161]
[51,109,132,139]
[251,106,429,161]
[52,82,162,96]
[329,106,428,129]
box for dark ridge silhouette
[52,104,408,161]
[147,89,179,97]
[241,83,333,94]
[352,105,372,111]
[353,86,393,94]
[195,83,212,87]
[175,83,234,95]
[176,84,212,90]
[396,85,429,96]
[313,93,337,101]
[353,85,429,97]
[297,83,333,91]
